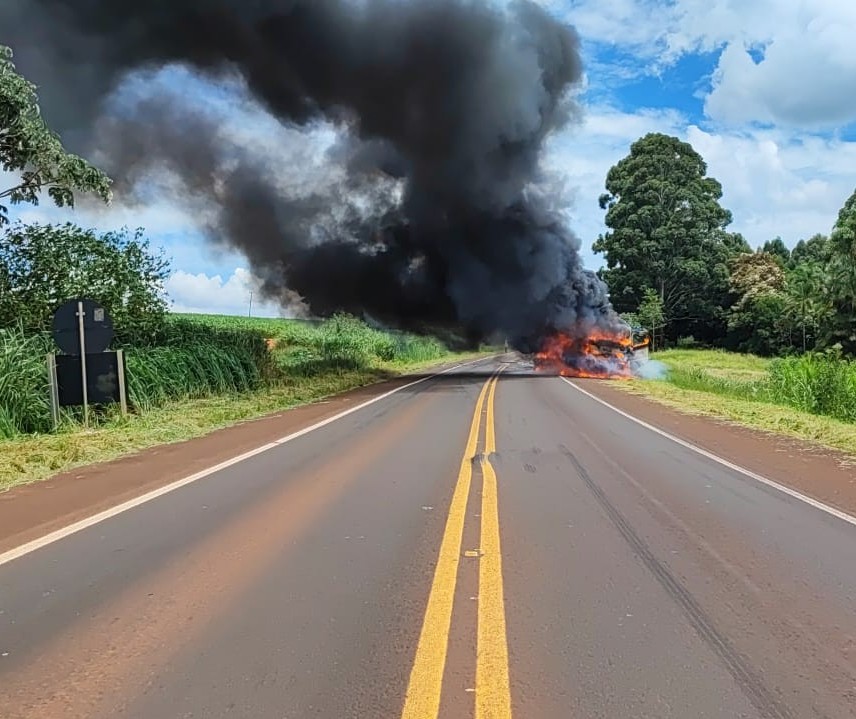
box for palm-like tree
[785,263,828,353]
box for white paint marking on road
[562,377,856,529]
[0,357,493,568]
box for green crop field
[0,312,481,489]
[170,313,310,334]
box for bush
[0,223,170,344]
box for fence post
[46,352,60,430]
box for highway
[1,356,855,718]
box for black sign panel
[52,299,114,355]
[56,352,124,406]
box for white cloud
[685,125,855,243]
[699,2,856,127]
[164,268,286,317]
[556,0,856,129]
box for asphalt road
[1,356,855,718]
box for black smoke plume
[1,0,623,348]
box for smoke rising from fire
[1,0,625,347]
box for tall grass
[0,326,52,437]
[152,317,272,375]
[769,354,856,422]
[656,349,856,426]
[265,313,447,376]
[665,366,773,403]
[315,314,445,367]
[125,344,261,411]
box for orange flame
[534,328,649,379]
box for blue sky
[11,0,856,317]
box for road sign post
[77,300,89,427]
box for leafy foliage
[0,46,111,224]
[784,261,829,353]
[723,251,787,355]
[789,234,830,268]
[636,287,665,345]
[761,237,790,267]
[0,222,170,344]
[594,133,744,343]
[824,187,856,353]
[727,291,789,356]
[729,252,785,306]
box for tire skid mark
[559,444,795,719]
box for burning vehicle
[533,327,650,379]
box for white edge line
[561,377,856,529]
[0,356,494,567]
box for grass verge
[620,350,856,459]
[0,353,486,491]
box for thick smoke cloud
[1,0,623,347]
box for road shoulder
[0,362,479,555]
[569,378,856,518]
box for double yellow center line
[401,371,511,719]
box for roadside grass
[0,368,392,490]
[656,350,774,403]
[623,349,856,457]
[655,349,770,382]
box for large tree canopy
[0,45,111,224]
[593,133,744,342]
[825,187,856,353]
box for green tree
[790,233,830,268]
[0,223,170,344]
[761,237,790,267]
[824,189,856,354]
[0,46,111,224]
[784,261,828,353]
[593,133,742,343]
[725,252,789,355]
[636,287,665,349]
[728,292,789,356]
